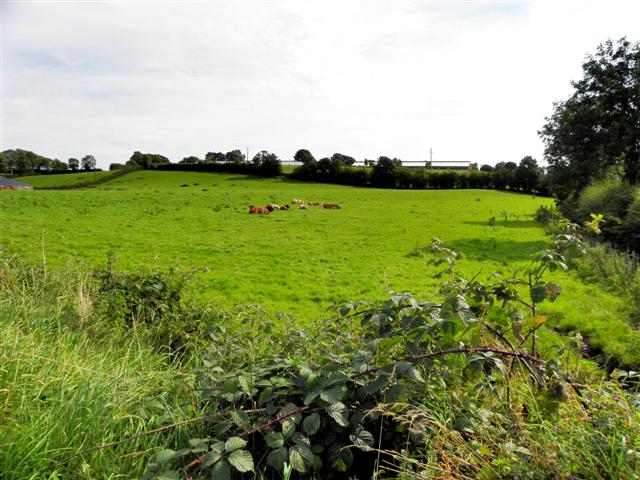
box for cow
[307,202,320,206]
[267,203,280,211]
[323,203,341,209]
[292,198,305,205]
[249,205,270,214]
[299,203,308,209]
[281,204,290,211]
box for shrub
[577,178,636,221]
[251,151,281,177]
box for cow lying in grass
[248,204,291,214]
[323,203,341,209]
[249,205,271,214]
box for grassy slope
[1,170,638,365]
[15,171,114,187]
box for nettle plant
[144,222,590,480]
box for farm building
[0,176,33,190]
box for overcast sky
[1,1,638,169]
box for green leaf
[211,460,231,480]
[289,443,314,473]
[155,449,176,465]
[282,418,296,438]
[228,449,254,473]
[291,432,311,446]
[530,284,547,303]
[264,431,284,449]
[364,374,389,395]
[238,374,252,393]
[349,427,374,448]
[200,451,221,468]
[210,441,225,454]
[326,401,349,427]
[302,413,321,436]
[267,447,288,469]
[224,436,247,453]
[320,385,345,403]
[303,385,323,405]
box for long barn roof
[0,176,32,187]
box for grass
[15,171,115,188]
[0,258,195,479]
[1,170,638,365]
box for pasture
[1,170,637,365]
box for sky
[1,1,639,170]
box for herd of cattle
[248,198,341,214]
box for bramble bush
[139,220,639,479]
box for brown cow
[323,203,341,209]
[307,202,320,206]
[249,205,270,214]
[292,198,305,205]
[281,204,290,210]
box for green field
[3,169,640,479]
[15,170,114,188]
[1,170,638,365]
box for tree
[251,151,281,176]
[110,163,125,171]
[50,159,68,172]
[540,37,640,198]
[128,151,170,169]
[205,152,226,163]
[294,149,315,165]
[515,156,543,192]
[330,152,356,166]
[495,161,517,171]
[480,164,495,172]
[225,150,245,163]
[81,155,96,171]
[179,156,201,164]
[68,158,80,172]
[0,153,8,173]
[371,156,402,187]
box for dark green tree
[480,164,495,172]
[330,152,356,166]
[225,150,245,163]
[128,151,170,169]
[179,156,201,164]
[0,152,8,173]
[371,156,401,187]
[68,157,80,172]
[205,152,226,163]
[50,159,68,172]
[515,156,543,192]
[251,151,281,176]
[294,149,315,165]
[81,155,97,171]
[540,37,640,198]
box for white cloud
[1,0,638,168]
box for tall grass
[0,255,196,479]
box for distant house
[0,176,33,190]
[426,161,472,171]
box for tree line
[289,150,547,193]
[0,149,98,176]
